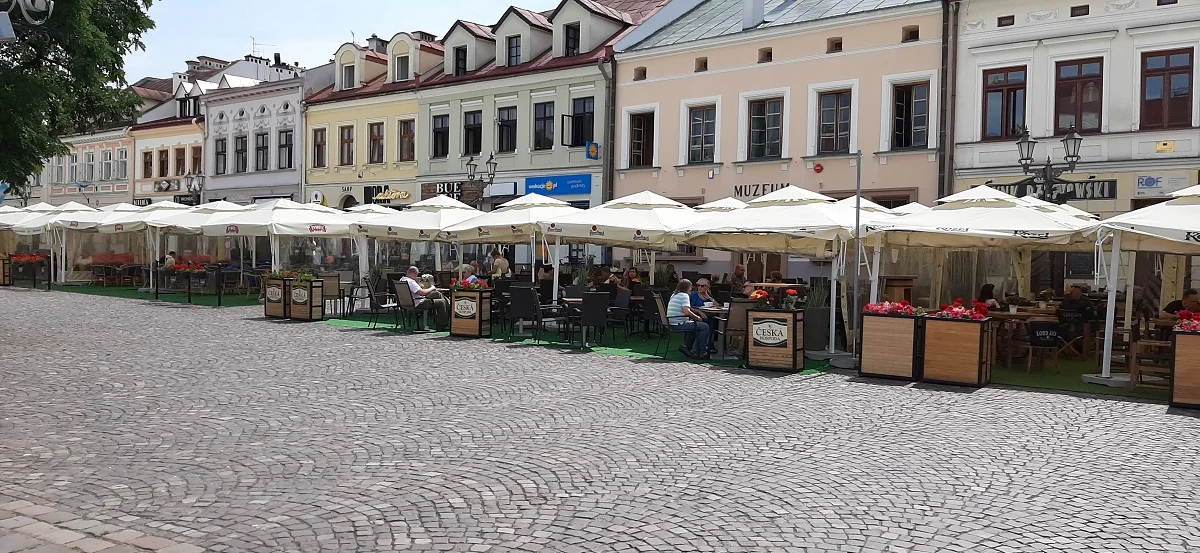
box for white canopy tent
[350,195,484,274]
[442,194,582,282]
[201,199,361,273]
[682,186,896,353]
[836,196,893,214]
[694,197,747,212]
[539,191,706,297]
[345,204,398,214]
[91,201,194,289]
[41,204,144,283]
[1095,187,1200,378]
[891,202,931,215]
[7,202,98,282]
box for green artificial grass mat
[45,284,263,308]
[991,358,1167,401]
[321,312,829,373]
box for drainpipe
[599,52,617,266]
[599,55,616,204]
[937,0,961,199]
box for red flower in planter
[1176,310,1200,332]
[786,289,798,296]
[1179,309,1195,321]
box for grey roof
[634,0,936,50]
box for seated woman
[767,271,785,284]
[977,283,1002,309]
[619,267,642,291]
[689,278,721,308]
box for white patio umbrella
[836,196,893,214]
[891,202,931,215]
[683,186,895,354]
[0,205,21,213]
[345,204,397,214]
[7,202,97,282]
[442,194,582,282]
[1016,194,1098,220]
[540,191,703,250]
[350,195,483,276]
[1095,187,1200,379]
[695,197,747,212]
[202,199,358,272]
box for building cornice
[202,80,302,106]
[62,128,130,145]
[616,2,940,62]
[960,3,1200,45]
[413,64,602,101]
[306,90,421,113]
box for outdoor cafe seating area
[3,184,1200,406]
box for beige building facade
[615,0,944,277]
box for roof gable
[497,6,553,30]
[445,20,496,43]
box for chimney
[743,0,764,30]
[273,52,282,66]
[366,33,389,54]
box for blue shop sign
[525,174,592,196]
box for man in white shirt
[400,266,448,328]
[666,279,710,359]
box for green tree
[0,0,155,198]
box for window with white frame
[84,152,95,181]
[52,156,64,184]
[688,105,716,163]
[747,98,783,159]
[628,111,655,168]
[395,55,410,81]
[818,91,852,154]
[342,64,356,89]
[101,149,112,181]
[116,148,127,179]
[67,153,77,182]
[892,82,929,149]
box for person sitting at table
[1162,288,1200,318]
[1058,284,1095,340]
[667,279,711,359]
[767,270,784,284]
[620,267,642,290]
[977,283,1002,309]
[462,265,481,285]
[665,264,679,285]
[538,264,556,281]
[400,266,449,329]
[162,251,177,267]
[690,278,721,308]
[490,250,511,279]
[729,264,747,296]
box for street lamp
[465,156,477,181]
[1014,126,1085,204]
[183,172,204,202]
[464,153,497,185]
[3,0,53,24]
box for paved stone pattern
[2,288,1200,552]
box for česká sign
[454,297,478,319]
[990,180,1117,200]
[752,318,789,347]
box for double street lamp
[465,153,498,185]
[183,172,205,202]
[1014,126,1084,203]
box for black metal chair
[569,292,610,348]
[1056,308,1089,357]
[715,298,753,359]
[392,279,421,331]
[565,285,584,299]
[651,294,693,357]
[1010,319,1061,373]
[607,288,632,340]
[365,277,397,329]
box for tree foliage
[0,0,155,197]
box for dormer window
[395,55,410,81]
[453,46,468,76]
[564,23,581,56]
[506,36,521,66]
[342,64,356,89]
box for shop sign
[1135,172,1192,197]
[733,183,789,201]
[991,180,1117,200]
[524,174,592,196]
[173,195,200,206]
[291,287,309,304]
[454,296,478,318]
[422,181,483,203]
[132,198,152,207]
[752,318,788,347]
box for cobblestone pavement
[2,288,1200,553]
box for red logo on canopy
[69,221,79,228]
[114,224,124,232]
[309,224,327,233]
[591,225,598,231]
[225,225,240,234]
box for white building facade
[203,68,334,204]
[952,0,1200,217]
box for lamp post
[2,0,54,43]
[183,172,204,205]
[1015,126,1084,204]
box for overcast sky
[124,0,562,81]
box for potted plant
[450,278,492,338]
[746,287,804,373]
[1037,289,1055,309]
[803,283,831,352]
[921,299,995,387]
[11,253,48,284]
[859,300,926,380]
[264,269,295,319]
[1004,295,1030,313]
[1170,310,1200,409]
[288,269,325,321]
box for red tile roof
[504,6,552,30]
[130,115,205,132]
[571,0,634,24]
[450,20,496,41]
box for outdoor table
[699,305,734,359]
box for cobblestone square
[2,288,1199,552]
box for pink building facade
[613,0,944,278]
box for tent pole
[457,241,464,280]
[530,233,536,281]
[1101,231,1122,379]
[869,235,882,304]
[270,234,280,272]
[552,236,561,301]
[851,151,862,354]
[828,240,839,354]
[649,250,656,285]
[356,236,369,285]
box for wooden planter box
[920,317,995,387]
[1171,332,1200,409]
[288,279,325,321]
[746,309,804,373]
[451,289,492,338]
[859,313,923,380]
[264,278,291,319]
[0,257,10,286]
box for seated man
[400,266,449,328]
[667,279,711,359]
[1162,288,1200,318]
[1057,284,1094,341]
